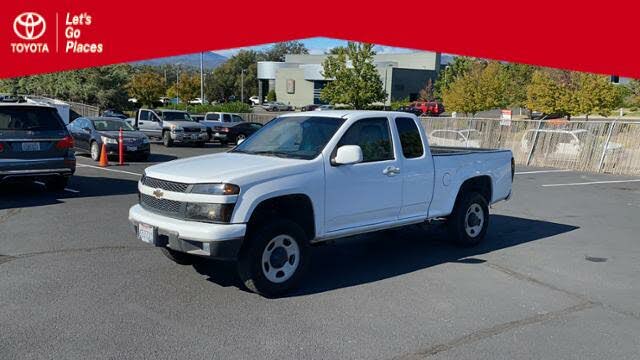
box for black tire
[206,129,213,141]
[136,153,150,162]
[160,247,195,265]
[45,176,69,192]
[237,219,310,297]
[90,141,100,161]
[235,133,247,144]
[195,141,205,147]
[162,131,173,147]
[447,191,489,247]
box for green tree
[266,89,276,102]
[206,50,258,102]
[625,79,640,110]
[126,70,165,107]
[571,72,623,119]
[435,56,475,98]
[441,61,508,116]
[320,42,386,109]
[526,69,571,116]
[262,41,309,62]
[418,78,435,101]
[167,72,200,104]
[502,63,535,108]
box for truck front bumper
[170,131,208,142]
[128,204,245,260]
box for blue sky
[212,37,416,57]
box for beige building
[257,52,440,108]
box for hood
[163,120,205,129]
[97,130,147,139]
[144,152,315,185]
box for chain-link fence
[241,113,640,175]
[420,117,640,175]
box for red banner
[1,0,638,78]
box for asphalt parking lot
[1,143,639,359]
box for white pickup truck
[129,111,514,296]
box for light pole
[240,69,247,103]
[200,52,205,104]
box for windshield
[162,111,193,121]
[92,119,135,131]
[0,106,64,131]
[232,116,345,160]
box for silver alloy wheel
[464,203,484,238]
[91,142,100,161]
[261,234,300,283]
[236,134,246,141]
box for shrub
[163,101,252,114]
[266,90,276,102]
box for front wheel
[235,133,246,143]
[90,141,100,161]
[447,192,489,247]
[237,219,310,297]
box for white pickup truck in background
[129,111,514,296]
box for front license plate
[127,146,137,151]
[21,142,40,151]
[137,223,155,244]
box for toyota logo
[13,12,46,41]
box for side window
[205,113,219,121]
[395,117,424,158]
[139,110,150,121]
[222,114,232,122]
[337,117,393,163]
[232,115,244,122]
[151,112,162,122]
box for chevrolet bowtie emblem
[152,189,164,199]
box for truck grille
[140,194,183,215]
[183,127,201,133]
[141,175,189,193]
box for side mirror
[333,145,363,165]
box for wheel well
[247,194,315,240]
[456,176,492,204]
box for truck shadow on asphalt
[192,215,579,297]
[0,175,139,210]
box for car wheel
[90,141,100,161]
[447,191,489,247]
[235,133,246,143]
[44,176,69,192]
[160,247,195,265]
[162,131,173,147]
[237,219,310,297]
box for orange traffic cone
[98,143,109,167]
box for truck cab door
[324,116,403,232]
[392,116,434,220]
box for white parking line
[76,164,142,177]
[542,179,640,187]
[515,169,572,175]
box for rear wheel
[161,247,195,265]
[235,133,246,143]
[162,131,173,147]
[237,219,310,297]
[447,192,489,247]
[90,141,100,161]
[44,176,69,192]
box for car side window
[395,117,424,158]
[337,117,393,163]
[223,114,231,122]
[232,115,243,122]
[205,113,219,121]
[139,110,150,121]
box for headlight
[170,124,183,132]
[190,183,240,195]
[101,136,118,144]
[185,203,235,223]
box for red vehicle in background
[411,101,445,116]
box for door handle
[382,166,401,176]
[139,121,145,125]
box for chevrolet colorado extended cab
[129,111,514,296]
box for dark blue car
[67,117,151,162]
